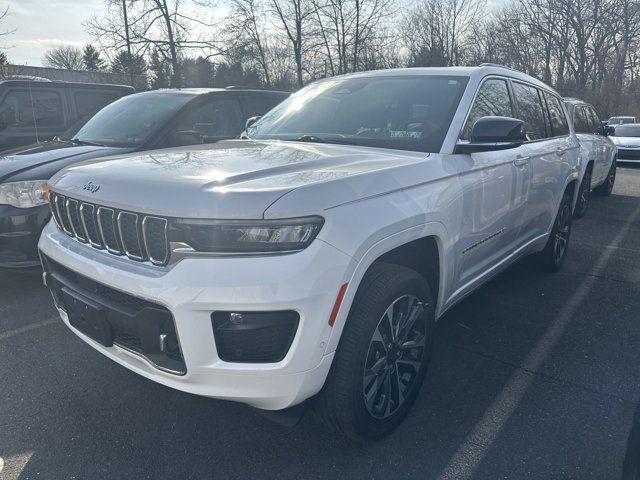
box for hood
[49,140,429,219]
[611,136,640,148]
[0,140,130,183]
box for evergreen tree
[110,50,147,76]
[149,49,171,89]
[82,44,105,71]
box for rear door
[572,104,600,185]
[515,84,574,241]
[587,106,614,184]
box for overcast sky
[4,0,106,66]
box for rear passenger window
[574,106,591,134]
[544,93,570,136]
[241,94,288,119]
[74,91,120,117]
[462,78,513,140]
[0,89,64,128]
[512,82,547,141]
[588,107,601,131]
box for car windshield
[71,93,194,148]
[614,124,640,136]
[247,75,469,153]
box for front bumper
[39,222,353,410]
[0,204,50,268]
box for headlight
[171,216,324,253]
[0,181,49,208]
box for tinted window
[241,93,289,118]
[574,106,591,134]
[248,75,469,153]
[462,78,513,140]
[512,82,547,141]
[587,107,601,132]
[614,125,640,137]
[74,91,121,117]
[73,92,193,147]
[545,94,569,136]
[168,98,244,147]
[0,89,64,128]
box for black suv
[0,79,134,151]
[0,87,289,267]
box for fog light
[211,310,299,363]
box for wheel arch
[324,223,448,355]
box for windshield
[614,124,640,136]
[247,75,468,153]
[72,93,194,148]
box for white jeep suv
[39,65,580,441]
[563,98,617,218]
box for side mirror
[455,116,526,154]
[245,116,261,130]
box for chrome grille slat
[65,198,87,242]
[49,192,170,266]
[80,203,103,248]
[117,211,145,261]
[97,207,122,255]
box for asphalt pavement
[2,166,640,480]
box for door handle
[556,147,567,157]
[514,155,529,166]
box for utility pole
[122,0,135,88]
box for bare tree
[42,46,85,70]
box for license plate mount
[62,287,113,347]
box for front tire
[573,165,592,219]
[314,263,435,441]
[537,191,573,272]
[594,157,616,196]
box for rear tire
[314,263,435,442]
[537,191,573,272]
[573,165,592,219]
[594,158,616,196]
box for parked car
[0,87,289,267]
[563,98,617,218]
[40,65,580,441]
[610,124,640,163]
[607,116,636,127]
[0,79,134,151]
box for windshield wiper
[290,134,357,145]
[70,138,106,147]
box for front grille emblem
[83,181,101,193]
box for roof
[563,97,590,106]
[0,79,134,90]
[146,87,290,96]
[315,65,558,94]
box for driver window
[461,79,513,140]
[168,98,243,147]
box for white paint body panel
[40,66,581,410]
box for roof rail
[478,63,520,73]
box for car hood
[610,136,640,148]
[49,140,429,219]
[0,140,130,183]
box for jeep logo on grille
[83,181,100,193]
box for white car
[563,98,618,218]
[39,65,580,441]
[610,123,640,163]
[607,116,636,126]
